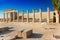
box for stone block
[17,29,24,38]
[22,28,33,39]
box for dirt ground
[0,22,60,40]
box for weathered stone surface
[22,28,33,39]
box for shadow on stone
[29,33,43,38]
[0,30,14,35]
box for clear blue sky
[0,0,54,18]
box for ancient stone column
[7,13,8,23]
[27,10,29,22]
[13,12,15,22]
[55,10,59,23]
[47,8,50,23]
[17,11,19,22]
[3,13,5,22]
[33,9,35,23]
[52,13,54,23]
[9,13,11,22]
[22,10,24,22]
[39,8,42,23]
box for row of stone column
[2,8,59,23]
[22,8,59,23]
[22,8,50,23]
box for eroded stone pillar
[3,13,5,22]
[9,13,11,22]
[17,11,19,22]
[33,9,35,23]
[22,10,24,22]
[47,8,50,23]
[13,12,15,22]
[27,10,29,22]
[39,8,42,23]
[55,10,59,23]
[52,13,54,23]
[7,13,8,23]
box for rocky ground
[0,22,60,40]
